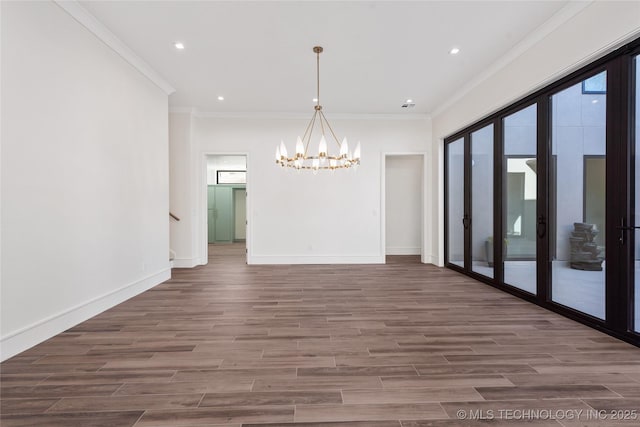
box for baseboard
[386,247,421,255]
[171,258,200,268]
[248,255,385,265]
[0,269,170,362]
[426,254,444,267]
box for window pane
[551,71,606,319]
[447,138,464,268]
[471,124,494,278]
[503,104,537,294]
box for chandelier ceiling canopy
[276,46,361,172]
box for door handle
[616,218,639,244]
[537,215,546,238]
[462,214,470,230]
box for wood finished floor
[2,243,639,426]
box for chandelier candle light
[275,46,361,173]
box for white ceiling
[79,1,571,115]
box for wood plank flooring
[2,243,639,426]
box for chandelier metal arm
[318,110,326,138]
[303,110,318,157]
[301,110,316,145]
[320,110,342,149]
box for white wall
[431,1,640,266]
[169,112,198,267]
[168,114,431,264]
[385,155,423,255]
[1,1,170,360]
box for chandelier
[275,46,361,172]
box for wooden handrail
[169,212,180,221]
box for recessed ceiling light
[592,99,598,104]
[217,96,224,101]
[449,47,460,55]
[174,42,185,50]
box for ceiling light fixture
[174,42,185,50]
[276,46,361,173]
[217,96,225,101]
[406,99,413,103]
[449,47,460,55]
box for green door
[208,186,234,243]
[214,186,233,242]
[207,186,216,243]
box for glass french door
[549,71,607,319]
[445,127,496,280]
[503,104,537,294]
[444,39,640,345]
[446,138,465,268]
[471,125,495,278]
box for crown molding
[169,108,430,121]
[431,0,592,118]
[54,0,175,95]
[169,107,197,114]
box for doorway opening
[206,155,247,261]
[383,154,425,264]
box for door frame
[628,48,640,336]
[199,152,250,264]
[381,152,429,263]
[443,37,640,346]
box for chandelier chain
[316,49,320,109]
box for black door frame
[443,37,640,347]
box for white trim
[169,107,197,114]
[53,1,175,95]
[380,153,387,261]
[432,1,592,118]
[200,152,251,265]
[171,258,201,268]
[0,269,171,361]
[386,247,421,255]
[422,149,432,265]
[172,109,430,121]
[437,139,446,267]
[381,152,428,263]
[426,255,440,266]
[248,255,384,265]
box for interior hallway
[1,245,639,426]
